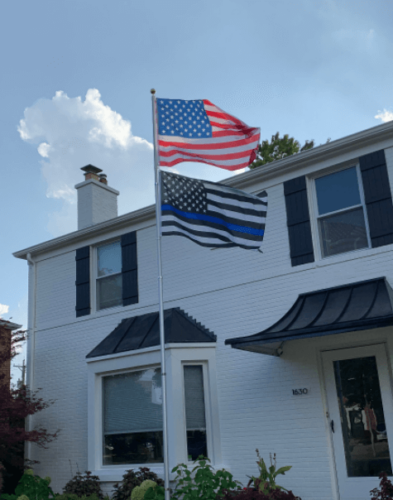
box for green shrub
[130,481,157,500]
[63,472,104,500]
[0,469,55,500]
[112,468,164,500]
[54,494,80,500]
[54,494,101,500]
[171,456,241,500]
[143,485,164,500]
[247,450,291,495]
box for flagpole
[151,89,170,500]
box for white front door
[322,344,393,500]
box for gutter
[25,252,37,464]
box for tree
[0,328,61,494]
[249,132,315,169]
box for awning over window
[86,307,216,358]
[225,277,393,356]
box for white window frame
[181,361,212,463]
[92,238,123,313]
[86,343,222,483]
[308,161,372,261]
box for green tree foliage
[249,132,314,169]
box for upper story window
[97,241,122,310]
[314,166,370,258]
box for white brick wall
[26,143,393,500]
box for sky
[1,0,393,386]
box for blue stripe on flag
[162,204,265,236]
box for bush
[0,469,55,500]
[247,450,292,495]
[222,489,301,500]
[171,456,241,500]
[370,472,393,500]
[131,481,157,500]
[112,468,164,500]
[54,494,101,500]
[63,472,104,500]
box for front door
[322,344,393,499]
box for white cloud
[18,89,248,236]
[18,89,154,236]
[38,142,50,157]
[375,109,393,123]
[0,304,9,317]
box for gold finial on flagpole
[150,88,156,94]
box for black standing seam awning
[225,277,393,356]
[86,307,216,359]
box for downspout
[26,252,37,466]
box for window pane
[334,357,392,477]
[319,207,368,258]
[103,368,163,465]
[97,241,121,277]
[97,274,122,310]
[103,431,163,465]
[316,167,361,215]
[184,365,207,460]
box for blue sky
[1,0,393,385]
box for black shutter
[75,246,90,317]
[121,231,138,306]
[359,149,393,248]
[284,176,315,266]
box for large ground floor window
[102,367,163,465]
[87,344,222,477]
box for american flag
[156,98,260,171]
[161,171,268,249]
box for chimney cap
[81,164,103,175]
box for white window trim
[307,161,372,262]
[181,362,211,464]
[86,343,222,483]
[91,238,123,314]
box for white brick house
[13,122,393,500]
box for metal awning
[86,307,216,358]
[225,277,393,356]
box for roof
[225,277,393,356]
[0,319,22,330]
[13,120,393,260]
[86,307,216,359]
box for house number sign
[292,388,309,395]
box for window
[96,241,122,310]
[102,367,163,465]
[184,365,208,461]
[86,345,222,480]
[314,166,370,258]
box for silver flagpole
[151,89,170,500]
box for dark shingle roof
[86,307,216,358]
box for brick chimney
[75,165,119,230]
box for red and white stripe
[157,99,260,171]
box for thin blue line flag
[160,171,267,249]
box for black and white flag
[160,170,267,250]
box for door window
[334,356,392,477]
